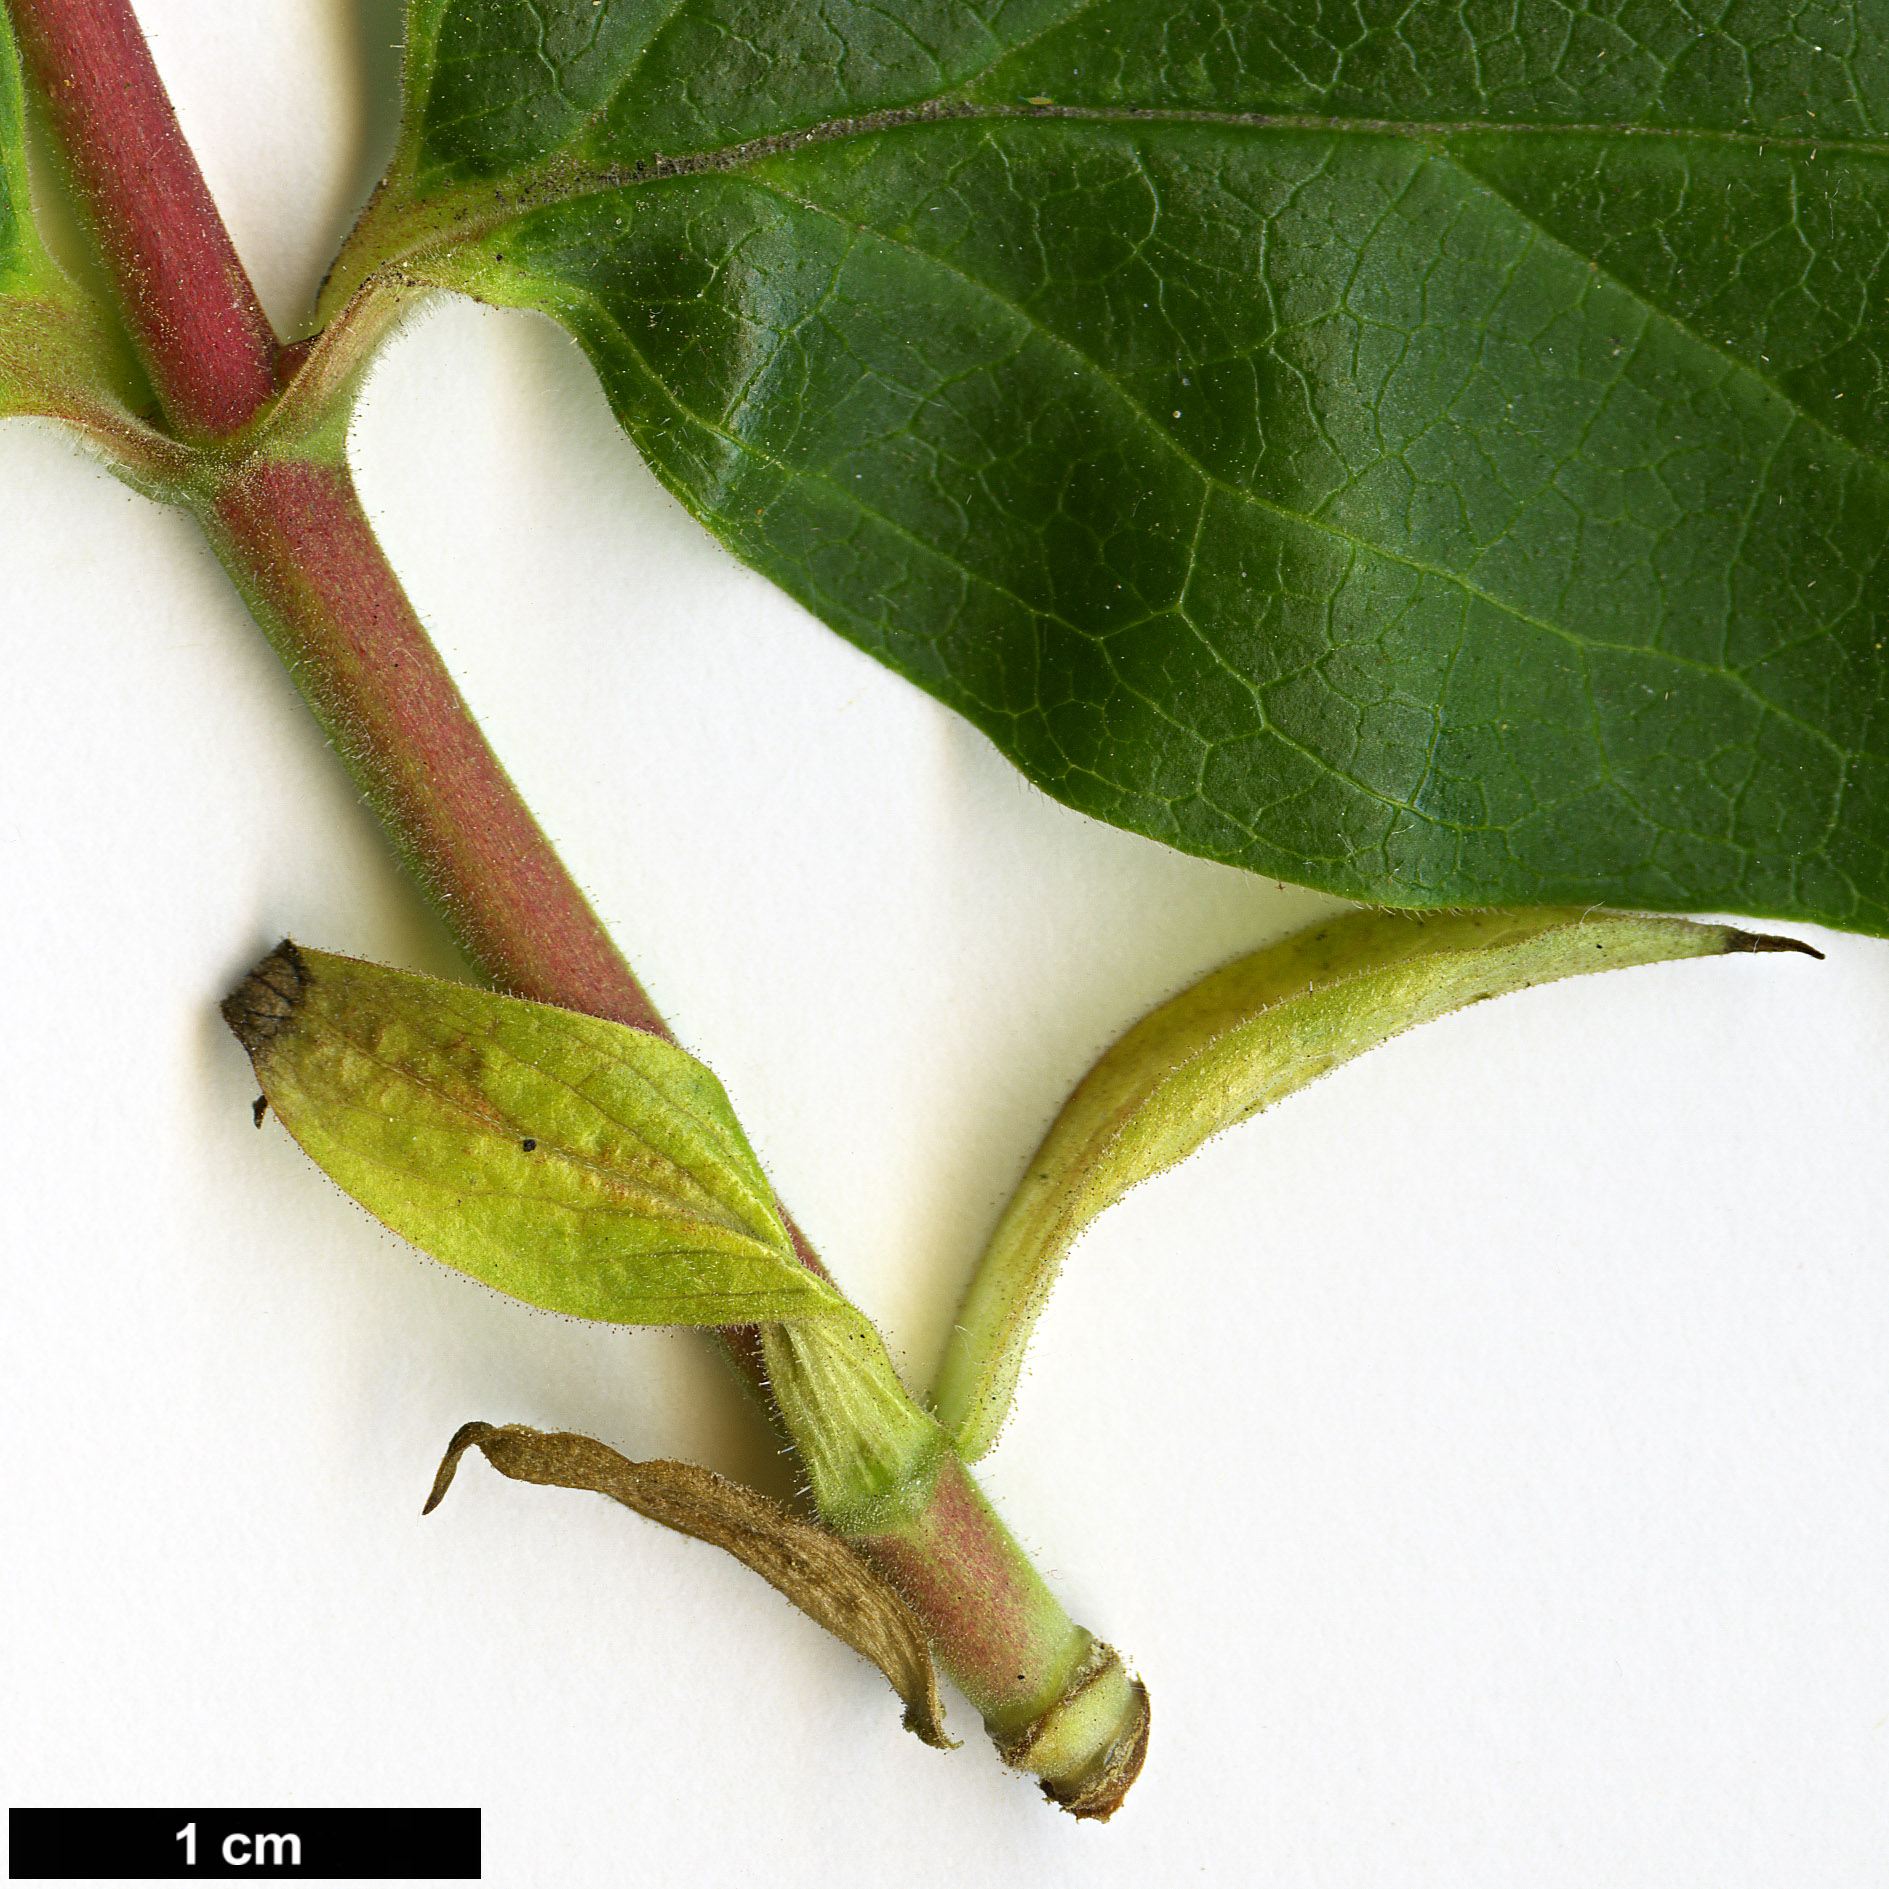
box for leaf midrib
[401,90,1889,256]
[411,0,1889,180]
[375,93,1889,468]
[373,54,1881,846]
[327,1014,779,1242]
[431,99,1889,209]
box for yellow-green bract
[931,908,1815,1462]
[224,942,846,1327]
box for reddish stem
[859,1454,1080,1730]
[201,456,668,1035]
[17,0,1140,1808]
[17,0,821,1266]
[858,1454,1150,1816]
[12,0,278,438]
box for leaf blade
[354,1,1889,934]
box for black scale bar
[9,1809,480,1881]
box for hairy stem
[199,444,1145,1802]
[860,1457,1149,1817]
[194,452,667,1035]
[17,0,1148,1812]
[11,0,276,439]
[12,0,667,1037]
[761,1317,1150,1813]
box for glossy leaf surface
[932,907,1816,1459]
[332,2,1889,933]
[223,943,846,1327]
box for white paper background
[5,6,1888,1884]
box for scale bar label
[8,1808,480,1880]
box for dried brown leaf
[425,1420,953,1749]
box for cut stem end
[998,1639,1151,1821]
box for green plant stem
[761,1317,1150,1814]
[14,0,1150,1812]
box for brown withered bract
[426,1420,955,1750]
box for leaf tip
[221,939,312,1057]
[1724,929,1824,960]
[423,1419,497,1514]
[901,1700,957,1750]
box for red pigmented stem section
[196,459,829,1303]
[11,0,278,438]
[860,1455,1149,1817]
[199,457,668,1036]
[17,2,1136,1809]
[861,1455,1077,1731]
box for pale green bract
[223,943,850,1328]
[932,908,1811,1460]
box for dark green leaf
[332,2,1889,934]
